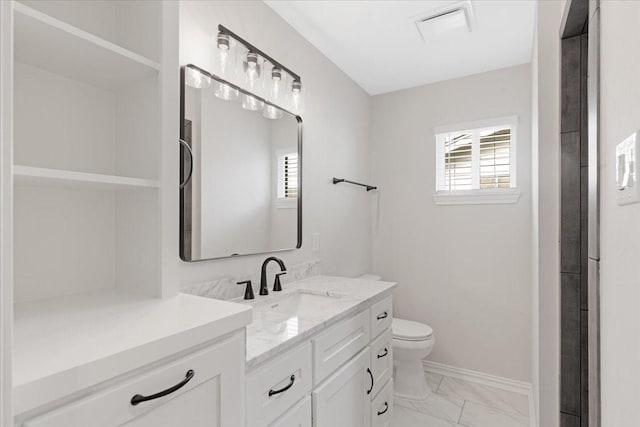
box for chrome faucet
[260,257,286,296]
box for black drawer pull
[268,375,296,397]
[377,348,388,359]
[131,369,195,406]
[376,311,388,320]
[366,368,374,395]
[377,402,389,416]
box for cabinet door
[312,348,371,427]
[269,397,311,427]
[24,332,245,427]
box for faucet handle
[273,272,286,292]
[237,280,254,300]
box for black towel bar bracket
[332,178,377,191]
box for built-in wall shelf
[13,2,160,90]
[13,166,160,191]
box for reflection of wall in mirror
[199,89,272,257]
[270,118,298,249]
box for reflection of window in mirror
[276,149,298,208]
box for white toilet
[356,274,435,401]
[392,318,435,400]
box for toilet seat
[392,318,433,341]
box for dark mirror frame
[179,64,303,262]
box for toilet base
[393,360,432,401]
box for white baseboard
[422,360,537,427]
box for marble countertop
[13,290,252,415]
[239,275,396,370]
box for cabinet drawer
[370,296,392,339]
[369,328,392,399]
[247,343,312,427]
[371,380,393,427]
[24,332,244,427]
[313,310,370,384]
[269,397,311,427]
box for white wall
[531,2,564,425]
[599,2,640,424]
[178,1,372,285]
[371,64,532,382]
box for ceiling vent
[414,1,475,42]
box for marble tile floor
[392,372,530,427]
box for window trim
[433,115,519,205]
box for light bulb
[263,105,283,120]
[214,82,239,101]
[242,94,264,111]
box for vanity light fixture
[270,67,285,104]
[291,79,304,114]
[243,52,262,89]
[215,32,233,77]
[216,25,304,115]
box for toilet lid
[392,318,433,341]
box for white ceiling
[265,0,536,95]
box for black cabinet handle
[268,375,296,397]
[377,402,389,416]
[131,370,195,406]
[377,348,388,359]
[366,368,374,395]
[376,311,388,320]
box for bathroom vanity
[241,276,396,427]
[12,292,251,426]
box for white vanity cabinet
[246,293,394,427]
[22,332,245,427]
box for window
[277,150,298,208]
[434,116,520,205]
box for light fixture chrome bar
[218,24,301,83]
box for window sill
[432,189,521,206]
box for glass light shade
[185,67,210,89]
[291,80,305,114]
[263,104,283,120]
[242,94,264,111]
[243,52,263,91]
[214,82,239,101]
[268,67,288,106]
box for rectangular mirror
[180,64,302,261]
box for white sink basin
[250,290,345,322]
[261,292,340,317]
